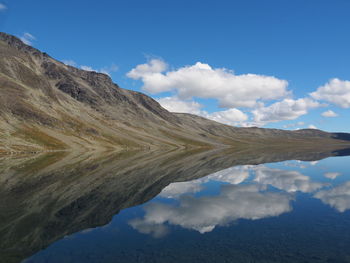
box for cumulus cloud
[0,3,7,11]
[157,97,202,115]
[254,166,325,193]
[128,59,289,108]
[127,59,168,81]
[130,184,292,234]
[20,33,36,46]
[157,96,248,125]
[311,78,350,108]
[204,108,248,124]
[252,98,320,125]
[324,172,341,180]
[314,181,350,212]
[128,59,342,127]
[308,124,318,129]
[321,110,338,118]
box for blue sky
[1,0,349,131]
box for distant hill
[0,32,349,152]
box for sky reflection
[131,160,348,236]
[24,155,350,263]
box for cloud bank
[128,59,350,127]
[252,98,320,125]
[157,96,248,125]
[128,59,289,108]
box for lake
[1,146,350,263]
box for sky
[1,0,350,132]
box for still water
[1,148,350,263]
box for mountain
[0,32,349,152]
[1,146,350,263]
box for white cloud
[254,166,325,193]
[20,32,36,46]
[311,78,350,108]
[157,96,248,125]
[321,110,338,118]
[252,98,320,125]
[204,108,248,124]
[314,181,350,212]
[127,59,168,81]
[157,97,202,115]
[129,59,348,127]
[63,60,77,67]
[0,3,7,11]
[128,59,289,108]
[81,65,95,71]
[130,184,292,234]
[158,95,318,127]
[308,124,317,129]
[324,172,341,180]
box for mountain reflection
[1,145,350,263]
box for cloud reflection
[314,181,350,212]
[254,166,324,193]
[160,166,251,198]
[324,172,342,180]
[130,184,293,235]
[131,163,331,237]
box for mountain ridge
[0,32,349,152]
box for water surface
[1,147,350,263]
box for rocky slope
[0,32,349,152]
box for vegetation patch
[13,126,68,150]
